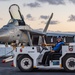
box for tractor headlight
[69,46,73,51]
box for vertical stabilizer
[43,13,53,32]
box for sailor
[42,36,65,66]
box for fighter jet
[0,4,53,45]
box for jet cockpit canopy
[9,4,25,25]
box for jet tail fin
[43,13,53,32]
[38,13,53,45]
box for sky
[0,0,75,32]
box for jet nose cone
[0,34,9,42]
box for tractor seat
[50,46,63,60]
[50,53,62,60]
[50,44,64,60]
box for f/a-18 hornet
[0,4,53,44]
[0,4,53,45]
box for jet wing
[46,32,75,36]
[20,29,46,35]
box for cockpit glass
[9,4,22,20]
[8,19,13,24]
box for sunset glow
[0,0,75,32]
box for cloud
[69,0,75,4]
[50,20,59,24]
[41,20,59,25]
[40,15,49,20]
[23,2,41,8]
[68,14,75,22]
[0,18,3,20]
[26,14,32,18]
[41,21,45,24]
[26,14,35,21]
[37,0,65,5]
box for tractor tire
[17,55,33,72]
[63,54,75,71]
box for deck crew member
[42,36,65,66]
